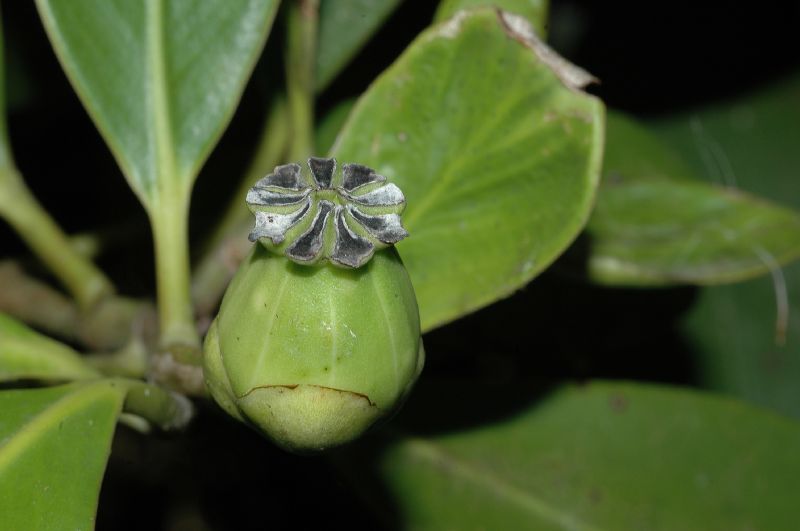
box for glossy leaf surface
[0,313,99,381]
[332,9,604,331]
[35,0,279,205]
[315,0,403,92]
[657,75,800,418]
[587,112,800,285]
[435,0,548,37]
[0,382,124,531]
[374,381,800,530]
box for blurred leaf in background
[0,313,98,381]
[656,75,800,418]
[587,111,800,286]
[315,0,404,92]
[348,381,800,530]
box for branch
[0,259,157,352]
[0,167,115,309]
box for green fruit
[203,245,424,453]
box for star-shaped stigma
[246,157,409,268]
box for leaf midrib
[146,0,179,201]
[401,436,604,531]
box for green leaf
[586,111,800,285]
[657,75,800,206]
[683,265,800,418]
[434,0,549,38]
[597,109,697,184]
[332,9,603,331]
[0,382,125,531]
[315,0,403,92]
[0,313,99,381]
[655,75,800,418]
[34,0,279,205]
[372,381,800,530]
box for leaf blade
[655,75,800,418]
[315,0,403,92]
[586,111,800,285]
[373,381,800,530]
[0,313,99,382]
[332,9,604,331]
[0,383,125,531]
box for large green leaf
[658,76,800,204]
[0,382,125,531]
[34,0,279,205]
[332,9,603,331]
[369,381,800,530]
[0,313,99,381]
[656,75,800,418]
[315,0,403,92]
[683,267,800,418]
[586,111,800,285]
[435,0,549,37]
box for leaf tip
[435,9,470,39]
[497,10,598,91]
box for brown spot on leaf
[588,488,604,505]
[609,393,628,413]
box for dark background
[1,1,799,529]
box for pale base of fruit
[239,383,383,453]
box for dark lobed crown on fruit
[246,157,408,268]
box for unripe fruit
[203,158,424,452]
